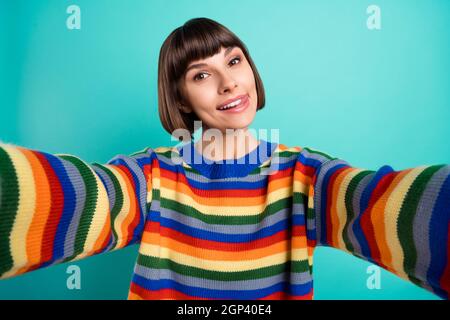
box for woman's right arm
[0,142,155,279]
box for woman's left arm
[300,148,450,299]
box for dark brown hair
[158,17,266,141]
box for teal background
[0,0,449,299]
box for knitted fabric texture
[0,139,448,299]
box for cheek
[189,86,217,110]
[242,67,257,89]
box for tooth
[225,99,241,108]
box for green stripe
[342,170,374,252]
[137,254,310,281]
[129,147,151,157]
[146,189,160,213]
[303,147,335,161]
[91,163,125,248]
[59,155,98,257]
[293,192,307,205]
[0,147,19,276]
[161,196,292,225]
[274,149,300,159]
[397,165,443,285]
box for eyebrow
[185,46,237,74]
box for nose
[218,71,238,94]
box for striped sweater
[0,139,448,299]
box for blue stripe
[136,149,156,167]
[148,212,291,242]
[108,157,146,244]
[44,153,77,262]
[292,214,306,226]
[427,173,450,300]
[306,228,316,241]
[318,163,348,245]
[355,165,394,259]
[289,281,314,296]
[159,160,270,190]
[297,153,324,170]
[360,165,393,212]
[132,274,312,299]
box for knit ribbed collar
[177,139,278,179]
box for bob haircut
[158,17,266,141]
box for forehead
[185,46,241,71]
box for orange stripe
[329,167,352,248]
[160,175,294,206]
[307,246,314,257]
[115,165,137,248]
[128,291,144,300]
[19,148,52,272]
[147,233,299,261]
[292,234,307,249]
[294,168,313,187]
[370,169,412,272]
[91,208,112,253]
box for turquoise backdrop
[0,0,448,299]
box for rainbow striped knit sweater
[0,139,448,300]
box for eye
[193,56,241,81]
[193,72,209,81]
[229,56,241,66]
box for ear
[178,104,193,114]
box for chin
[230,119,255,130]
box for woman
[0,17,448,300]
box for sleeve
[297,147,449,300]
[0,142,156,280]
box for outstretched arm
[295,147,449,299]
[0,142,155,279]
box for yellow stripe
[335,168,364,251]
[153,173,161,189]
[102,164,131,249]
[293,180,309,196]
[384,166,426,279]
[81,166,111,256]
[138,243,302,272]
[154,147,174,153]
[291,248,309,261]
[2,146,36,277]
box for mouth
[217,94,250,113]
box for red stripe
[129,282,214,300]
[360,172,396,267]
[117,164,142,245]
[93,233,113,255]
[439,221,450,298]
[259,289,313,300]
[325,166,348,246]
[307,239,317,248]
[35,152,64,264]
[144,221,306,251]
[129,282,313,300]
[142,156,159,181]
[294,161,317,179]
[160,166,294,197]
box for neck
[195,127,260,161]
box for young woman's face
[180,46,258,133]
